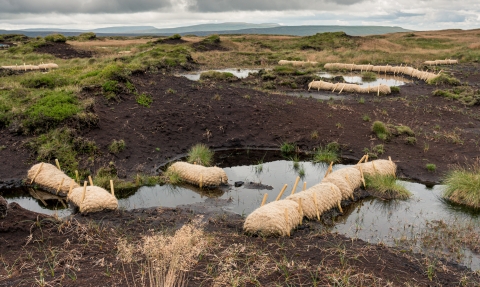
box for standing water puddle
[3,152,479,269]
[180,68,263,81]
[317,71,412,87]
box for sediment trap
[168,162,228,188]
[27,161,118,213]
[243,157,397,236]
[308,80,391,95]
[0,63,58,71]
[278,60,318,67]
[424,59,458,65]
[323,63,441,82]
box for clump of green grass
[262,81,276,90]
[200,71,238,81]
[310,130,319,139]
[361,72,377,82]
[27,128,97,175]
[136,93,153,107]
[395,125,415,136]
[362,144,385,159]
[21,74,69,89]
[23,90,81,133]
[280,142,296,154]
[362,114,371,122]
[163,168,183,185]
[428,73,461,86]
[390,86,400,93]
[44,33,67,43]
[102,80,120,98]
[443,163,480,209]
[108,139,126,154]
[371,121,390,140]
[313,142,340,163]
[432,87,480,106]
[426,163,437,172]
[358,97,365,104]
[405,136,417,145]
[187,143,214,166]
[365,174,412,200]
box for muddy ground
[1,203,479,286]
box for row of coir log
[243,158,396,236]
[27,162,118,213]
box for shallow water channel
[3,152,480,269]
[317,71,412,87]
[179,68,263,81]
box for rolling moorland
[0,29,480,286]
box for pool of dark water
[2,150,479,269]
[179,68,263,81]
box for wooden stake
[339,84,346,94]
[88,176,93,186]
[332,83,338,92]
[337,201,344,213]
[110,180,115,196]
[261,193,268,206]
[372,161,378,173]
[365,154,369,163]
[298,198,303,224]
[302,182,306,191]
[56,178,64,195]
[82,181,87,203]
[377,85,380,96]
[55,159,61,170]
[324,161,333,178]
[68,179,75,196]
[358,166,366,188]
[276,184,288,201]
[284,209,290,237]
[30,162,44,184]
[357,155,366,165]
[75,170,79,183]
[313,192,320,221]
[290,176,300,195]
[388,156,396,178]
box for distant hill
[183,25,411,37]
[0,23,411,38]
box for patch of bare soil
[34,42,94,59]
[0,204,478,286]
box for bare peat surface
[34,42,94,59]
[1,65,480,185]
[0,204,478,286]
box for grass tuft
[108,139,126,154]
[313,142,340,163]
[443,163,480,209]
[365,174,412,200]
[371,121,390,140]
[280,142,296,154]
[187,143,214,166]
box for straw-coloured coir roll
[168,162,228,187]
[356,159,397,177]
[68,186,118,213]
[27,163,79,196]
[286,182,342,219]
[322,167,362,200]
[243,200,301,236]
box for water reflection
[180,68,263,81]
[317,71,412,87]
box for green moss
[428,73,461,86]
[136,93,153,107]
[21,74,69,89]
[433,87,480,106]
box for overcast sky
[1,0,479,31]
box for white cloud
[0,0,479,31]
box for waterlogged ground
[180,68,264,81]
[4,156,480,270]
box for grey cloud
[432,11,467,23]
[0,0,172,14]
[187,0,364,12]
